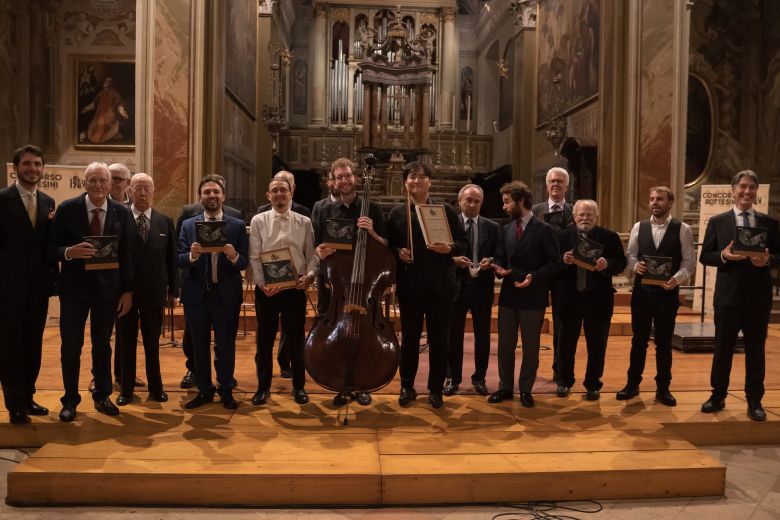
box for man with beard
[0,145,57,424]
[178,174,248,410]
[555,199,626,401]
[310,164,341,318]
[386,161,467,409]
[50,162,134,421]
[488,181,560,407]
[314,158,388,407]
[531,167,574,383]
[618,186,695,407]
[443,184,499,397]
[249,178,318,406]
[699,170,780,421]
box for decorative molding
[440,7,457,22]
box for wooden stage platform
[2,389,778,507]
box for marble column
[310,2,327,126]
[439,7,458,130]
[414,85,424,149]
[379,85,388,146]
[403,87,411,148]
[362,82,371,147]
[420,86,430,150]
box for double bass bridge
[343,303,368,315]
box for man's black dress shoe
[116,394,133,406]
[354,392,372,406]
[94,397,120,416]
[556,385,570,398]
[487,390,513,404]
[585,390,600,401]
[220,394,239,410]
[472,380,489,396]
[520,392,534,408]
[398,387,417,406]
[280,368,292,379]
[10,410,30,425]
[27,400,49,416]
[333,393,348,406]
[747,400,767,422]
[149,391,168,402]
[59,404,77,422]
[292,388,309,404]
[251,390,270,405]
[88,379,96,393]
[184,392,214,409]
[442,379,459,396]
[701,397,725,413]
[616,386,640,401]
[428,392,443,409]
[655,390,677,407]
[180,371,195,389]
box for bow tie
[274,212,290,220]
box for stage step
[6,390,779,507]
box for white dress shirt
[732,206,756,228]
[547,198,566,212]
[249,207,318,288]
[626,214,696,284]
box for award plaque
[415,204,453,245]
[260,247,298,289]
[322,218,355,250]
[641,255,673,286]
[195,220,227,252]
[733,226,768,258]
[571,236,604,272]
[83,235,119,270]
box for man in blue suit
[49,162,134,422]
[178,174,248,410]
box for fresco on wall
[537,0,600,123]
[225,0,257,115]
[76,60,135,148]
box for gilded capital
[440,7,457,22]
[313,2,327,18]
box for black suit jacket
[49,193,134,302]
[128,209,177,307]
[531,200,574,230]
[457,215,500,296]
[256,200,311,218]
[0,185,57,302]
[699,209,780,310]
[495,216,560,309]
[556,225,626,300]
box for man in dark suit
[116,173,177,406]
[50,162,134,421]
[0,145,57,424]
[178,174,248,410]
[555,199,626,401]
[310,166,339,318]
[443,184,499,397]
[386,161,467,409]
[699,170,780,421]
[531,167,574,383]
[488,181,560,407]
[175,178,243,390]
[257,170,311,378]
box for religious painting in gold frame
[75,59,135,150]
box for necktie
[26,193,36,228]
[740,211,750,228]
[515,219,524,240]
[90,208,102,235]
[576,233,587,292]
[466,218,477,264]
[137,213,149,242]
[208,216,218,284]
[551,204,560,212]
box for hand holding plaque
[640,255,673,286]
[733,226,768,259]
[83,235,119,270]
[571,236,604,272]
[414,204,453,246]
[195,220,227,252]
[260,247,298,290]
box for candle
[466,95,471,133]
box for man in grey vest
[618,186,695,406]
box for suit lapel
[7,186,33,231]
[78,194,91,236]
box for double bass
[304,154,400,396]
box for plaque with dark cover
[195,220,227,252]
[543,210,567,230]
[83,235,119,270]
[322,217,355,250]
[733,226,768,258]
[571,236,604,272]
[641,255,673,286]
[260,247,298,289]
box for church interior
[0,0,779,517]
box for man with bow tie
[249,178,318,406]
[0,145,57,424]
[115,173,176,406]
[178,174,248,410]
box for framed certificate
[195,220,227,252]
[733,226,768,258]
[571,236,604,272]
[415,204,453,246]
[83,235,119,270]
[322,218,355,250]
[260,247,298,289]
[641,255,673,286]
